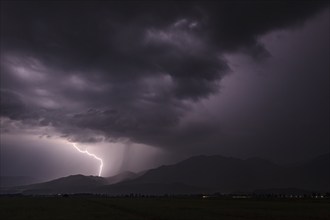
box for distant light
[71,143,103,176]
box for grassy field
[0,197,329,220]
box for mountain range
[1,153,329,195]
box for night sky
[1,1,329,180]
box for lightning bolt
[71,143,103,177]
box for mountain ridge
[1,153,328,195]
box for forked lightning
[72,143,103,176]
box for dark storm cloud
[203,1,328,49]
[1,1,328,153]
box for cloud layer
[1,1,329,160]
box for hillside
[2,153,328,195]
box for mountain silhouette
[125,155,283,193]
[1,153,328,195]
[126,153,329,193]
[0,176,43,187]
[105,171,142,185]
[13,175,106,194]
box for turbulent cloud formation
[1,1,329,164]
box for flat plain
[0,197,329,220]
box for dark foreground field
[1,197,329,220]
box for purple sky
[1,1,329,179]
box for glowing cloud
[72,143,103,176]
